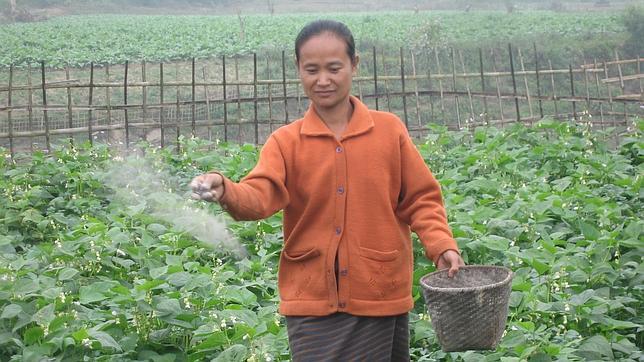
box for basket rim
[420,265,513,293]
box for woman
[190,20,464,361]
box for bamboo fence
[0,45,642,156]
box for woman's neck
[314,98,354,129]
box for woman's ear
[352,54,360,75]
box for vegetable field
[0,11,625,68]
[0,119,642,361]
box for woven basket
[420,265,513,352]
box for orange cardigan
[218,96,458,316]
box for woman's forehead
[298,33,350,63]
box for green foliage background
[0,119,642,361]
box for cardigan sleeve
[216,135,290,221]
[395,132,459,264]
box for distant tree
[622,5,643,57]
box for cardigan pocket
[358,246,399,262]
[279,248,325,301]
[352,246,409,301]
[283,248,321,262]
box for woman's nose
[317,73,331,86]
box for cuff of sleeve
[426,238,460,264]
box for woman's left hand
[436,250,465,278]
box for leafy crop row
[0,119,641,361]
[0,11,624,68]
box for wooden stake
[222,55,228,142]
[7,64,13,158]
[508,44,520,122]
[142,61,147,125]
[27,64,34,152]
[592,58,605,128]
[191,58,196,137]
[267,55,273,133]
[491,49,505,125]
[518,48,533,123]
[568,64,577,121]
[175,63,180,149]
[65,66,74,145]
[202,65,212,144]
[382,48,392,112]
[533,43,544,119]
[548,59,559,119]
[411,50,421,127]
[105,65,113,144]
[450,48,461,129]
[400,47,409,128]
[281,50,288,125]
[160,62,165,148]
[458,49,475,124]
[88,62,94,145]
[373,46,379,111]
[253,53,258,144]
[41,61,50,151]
[434,48,446,124]
[124,61,130,148]
[479,48,489,124]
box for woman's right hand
[189,173,224,203]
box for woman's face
[297,32,358,113]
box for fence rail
[1,45,642,156]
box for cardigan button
[337,186,344,195]
[335,227,342,235]
[336,146,343,153]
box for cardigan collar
[300,96,374,140]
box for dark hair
[295,20,356,64]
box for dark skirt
[286,312,410,362]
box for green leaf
[154,298,182,318]
[31,304,55,326]
[23,326,44,345]
[88,330,122,352]
[579,221,600,241]
[576,335,613,359]
[569,289,594,306]
[1,304,22,319]
[79,286,107,304]
[212,344,248,362]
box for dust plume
[98,155,247,258]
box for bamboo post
[282,50,288,125]
[381,48,392,112]
[450,47,462,129]
[105,65,113,144]
[65,66,73,145]
[88,62,94,145]
[191,58,196,137]
[373,46,379,111]
[458,49,475,124]
[517,48,534,123]
[478,48,489,125]
[222,55,228,142]
[434,48,446,124]
[533,43,544,119]
[7,65,13,158]
[592,58,605,129]
[175,63,180,149]
[491,49,505,126]
[124,61,130,148]
[603,61,615,128]
[27,64,34,152]
[582,59,591,115]
[267,56,273,133]
[160,62,165,148]
[548,59,559,119]
[427,51,435,122]
[235,56,242,143]
[568,64,577,121]
[508,44,521,123]
[410,50,421,127]
[400,47,409,129]
[202,66,212,144]
[41,61,50,151]
[142,61,147,126]
[639,56,643,98]
[356,56,363,101]
[253,53,258,144]
[614,49,625,92]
